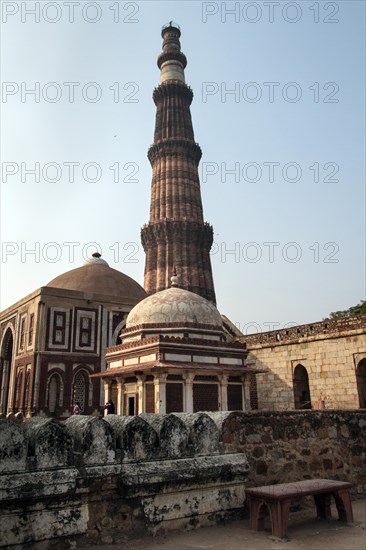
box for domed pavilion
[93,275,257,415]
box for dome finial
[171,266,179,287]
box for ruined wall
[0,413,248,547]
[243,316,366,410]
[0,410,365,548]
[220,410,366,494]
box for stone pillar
[154,374,167,414]
[103,381,111,416]
[137,375,145,414]
[116,378,124,415]
[219,374,228,411]
[183,373,194,413]
[0,359,9,414]
[242,375,251,411]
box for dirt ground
[91,498,366,550]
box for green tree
[327,300,366,319]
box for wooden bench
[246,479,354,540]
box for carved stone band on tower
[141,23,217,305]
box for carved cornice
[148,139,202,164]
[106,333,247,355]
[157,51,187,70]
[141,220,214,248]
[153,81,193,104]
[123,321,223,334]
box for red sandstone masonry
[141,27,216,304]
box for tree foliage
[327,300,366,319]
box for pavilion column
[154,373,167,414]
[116,378,124,415]
[219,374,228,411]
[103,381,111,415]
[136,375,145,414]
[183,373,194,413]
[242,375,251,411]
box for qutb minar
[141,22,216,305]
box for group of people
[72,400,115,415]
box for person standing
[104,400,115,414]
[73,402,81,415]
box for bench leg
[250,498,267,531]
[268,499,291,539]
[314,493,332,520]
[333,490,354,523]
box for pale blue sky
[1,0,365,332]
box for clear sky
[1,0,365,334]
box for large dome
[126,286,222,328]
[46,254,147,301]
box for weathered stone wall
[1,410,365,548]
[0,413,248,547]
[243,316,366,410]
[220,410,366,494]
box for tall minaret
[141,23,216,304]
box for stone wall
[0,410,365,548]
[243,316,366,410]
[219,410,366,494]
[0,413,248,547]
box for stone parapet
[243,315,366,348]
[1,410,365,547]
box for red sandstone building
[0,254,146,417]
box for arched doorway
[0,328,14,414]
[293,364,312,409]
[356,359,366,408]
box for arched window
[48,374,60,414]
[14,369,23,411]
[72,371,88,412]
[356,359,366,408]
[0,328,14,414]
[293,364,312,409]
[24,370,31,412]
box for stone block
[23,417,73,469]
[105,415,157,460]
[173,412,219,454]
[140,413,189,458]
[65,416,116,465]
[0,419,27,473]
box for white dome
[126,287,222,328]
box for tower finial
[171,266,179,288]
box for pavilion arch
[46,372,64,414]
[0,327,15,414]
[112,318,126,346]
[72,367,93,412]
[293,364,312,409]
[356,358,366,408]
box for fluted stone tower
[141,23,216,305]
